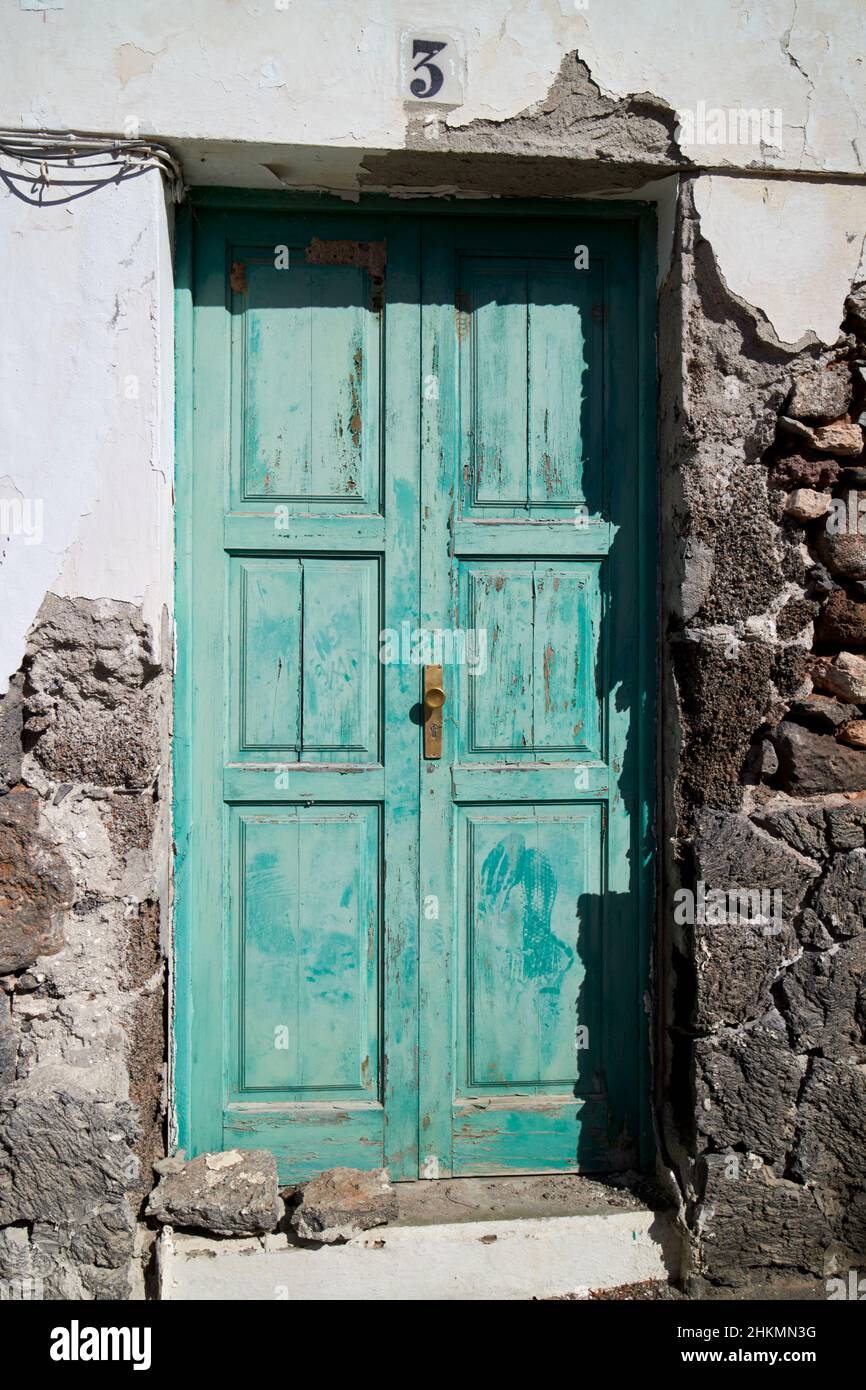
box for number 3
[411,40,446,99]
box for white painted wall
[694,178,866,347]
[1,0,863,176]
[0,171,173,692]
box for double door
[176,202,655,1180]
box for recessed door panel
[232,804,379,1098]
[230,249,381,510]
[457,806,602,1094]
[231,555,379,762]
[458,255,604,516]
[461,561,601,758]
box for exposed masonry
[0,596,168,1299]
[412,54,681,164]
[660,179,866,1291]
[364,53,685,197]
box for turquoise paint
[480,834,570,983]
[174,196,657,1180]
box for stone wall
[661,179,866,1290]
[0,596,168,1299]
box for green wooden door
[175,200,655,1182]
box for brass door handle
[423,664,446,759]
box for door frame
[172,189,658,1171]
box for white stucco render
[694,178,866,347]
[2,0,863,174]
[0,171,173,691]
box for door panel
[457,806,602,1091]
[231,804,379,1098]
[231,554,381,762]
[177,202,653,1182]
[231,248,380,510]
[458,254,603,514]
[419,216,647,1175]
[460,561,601,757]
[183,210,420,1179]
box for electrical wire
[0,129,185,206]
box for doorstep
[158,1173,683,1301]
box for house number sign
[400,32,465,106]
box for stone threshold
[156,1173,683,1301]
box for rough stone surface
[695,1156,832,1282]
[775,595,816,639]
[662,183,866,1289]
[694,1018,802,1163]
[147,1149,283,1236]
[816,526,866,580]
[770,453,841,490]
[791,1059,866,1189]
[815,590,866,647]
[846,286,866,338]
[806,563,837,599]
[779,938,866,1061]
[0,787,72,972]
[837,718,866,748]
[794,907,836,950]
[778,416,863,455]
[841,1197,866,1265]
[672,639,775,816]
[826,798,866,850]
[811,850,866,938]
[784,487,830,522]
[33,699,158,789]
[772,720,866,795]
[0,676,24,794]
[753,796,866,862]
[757,739,779,777]
[786,366,852,423]
[787,695,858,731]
[812,650,866,700]
[291,1166,398,1244]
[0,594,168,1299]
[0,1092,139,1298]
[0,999,17,1088]
[752,802,829,860]
[24,595,161,788]
[691,920,799,1031]
[692,809,819,908]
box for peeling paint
[305,237,386,312]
